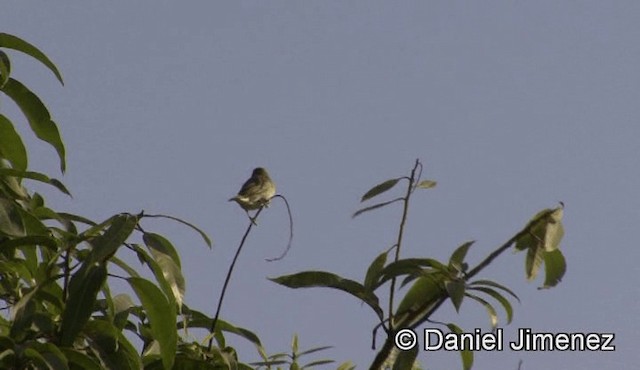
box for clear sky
[2,2,639,369]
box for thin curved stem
[207,206,264,351]
[387,159,420,334]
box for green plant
[272,160,566,369]
[0,32,267,370]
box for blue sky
[2,2,639,369]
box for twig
[387,159,421,333]
[265,194,294,262]
[208,206,264,351]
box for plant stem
[207,207,264,351]
[387,159,420,333]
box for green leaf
[0,168,70,195]
[0,50,10,86]
[395,274,447,328]
[131,244,178,309]
[445,280,466,312]
[364,250,388,291]
[183,306,264,353]
[0,198,25,236]
[0,78,66,173]
[302,359,334,368]
[292,333,299,354]
[84,320,142,369]
[24,342,69,370]
[417,179,437,189]
[376,258,448,289]
[60,263,107,346]
[449,240,474,270]
[0,115,27,171]
[352,197,404,218]
[87,213,137,264]
[143,232,181,268]
[544,208,564,251]
[469,280,520,302]
[57,212,98,226]
[465,293,499,328]
[0,33,64,84]
[0,235,58,250]
[360,178,402,202]
[393,345,418,370]
[128,277,177,370]
[468,286,514,324]
[447,323,473,370]
[541,249,566,289]
[298,345,333,357]
[10,287,38,341]
[525,245,544,281]
[61,348,102,370]
[135,235,186,312]
[142,213,212,248]
[270,271,383,321]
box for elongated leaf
[0,33,64,84]
[0,235,58,250]
[109,255,140,278]
[447,323,473,370]
[364,250,388,291]
[1,78,66,172]
[298,345,333,357]
[352,197,404,218]
[142,213,212,248]
[469,280,520,302]
[360,178,401,202]
[0,115,27,171]
[10,287,38,340]
[61,348,102,370]
[128,277,176,370]
[143,232,181,268]
[525,245,544,281]
[395,274,447,328]
[150,248,185,310]
[57,212,97,226]
[131,244,177,309]
[449,240,474,270]
[393,345,418,370]
[24,342,68,370]
[87,213,137,264]
[544,208,564,251]
[465,293,498,328]
[60,263,107,346]
[376,258,448,289]
[84,320,142,369]
[0,168,70,195]
[445,280,465,312]
[0,198,25,236]
[541,249,566,289]
[417,179,437,189]
[469,286,514,324]
[270,271,383,320]
[0,50,10,86]
[303,359,335,368]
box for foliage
[273,160,567,369]
[0,32,267,370]
[0,31,568,370]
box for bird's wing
[238,175,262,196]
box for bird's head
[252,167,268,176]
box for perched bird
[229,167,276,223]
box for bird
[229,167,276,224]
